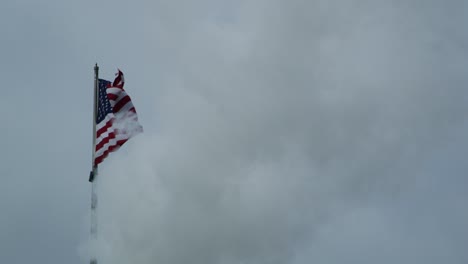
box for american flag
[94,70,142,166]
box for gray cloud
[1,1,467,264]
[81,1,468,264]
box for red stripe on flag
[107,93,118,101]
[95,132,117,151]
[94,139,128,165]
[96,119,114,139]
[113,95,131,113]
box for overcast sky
[1,1,468,264]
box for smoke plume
[81,1,468,263]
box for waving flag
[94,70,142,166]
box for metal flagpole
[89,63,99,264]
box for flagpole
[90,63,99,264]
[91,63,99,179]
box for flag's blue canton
[96,79,112,124]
